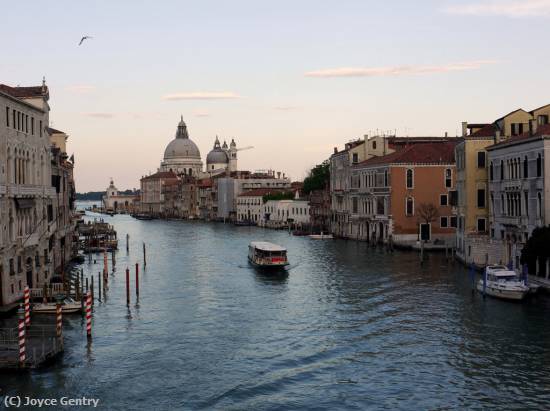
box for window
[445,168,452,188]
[477,188,486,208]
[511,123,523,136]
[39,120,43,137]
[9,259,15,275]
[12,110,15,128]
[537,153,542,177]
[477,218,486,232]
[449,190,458,206]
[384,170,388,187]
[372,141,377,150]
[406,169,414,189]
[500,160,504,180]
[477,151,486,168]
[406,197,414,216]
[524,156,528,178]
[450,216,457,228]
[537,115,548,126]
[524,192,529,217]
[5,106,9,127]
[440,216,449,228]
[489,162,494,181]
[440,194,448,206]
[538,192,543,217]
[352,153,358,164]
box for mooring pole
[86,292,92,340]
[91,276,94,306]
[143,242,147,267]
[135,263,139,299]
[98,271,102,302]
[126,268,130,306]
[18,306,26,367]
[126,233,129,252]
[24,286,31,328]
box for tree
[416,203,439,224]
[262,191,294,203]
[303,160,330,194]
[521,226,550,276]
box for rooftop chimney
[277,172,281,179]
[445,131,448,138]
[495,130,501,144]
[334,147,338,154]
[529,118,538,136]
[461,122,468,137]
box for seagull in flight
[78,36,93,46]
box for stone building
[140,171,179,216]
[308,184,331,233]
[351,141,458,246]
[455,103,550,266]
[263,194,310,229]
[161,117,203,177]
[486,122,550,270]
[0,81,74,307]
[102,179,139,213]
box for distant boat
[477,265,529,301]
[309,232,333,240]
[133,214,154,220]
[248,241,289,270]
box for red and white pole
[86,292,92,339]
[24,286,31,327]
[56,299,63,338]
[17,306,26,367]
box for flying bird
[78,36,93,46]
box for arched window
[537,153,542,177]
[537,192,542,217]
[406,169,414,189]
[500,160,504,180]
[489,162,494,181]
[372,141,377,150]
[189,168,192,176]
[406,197,414,216]
[524,156,528,178]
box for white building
[262,195,310,229]
[236,188,271,224]
[102,179,138,212]
[161,117,203,177]
[0,81,56,307]
[487,121,550,270]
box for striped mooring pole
[24,286,31,327]
[18,305,26,367]
[86,292,92,339]
[56,297,63,338]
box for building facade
[487,122,550,270]
[102,179,139,213]
[140,171,179,216]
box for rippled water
[2,213,550,410]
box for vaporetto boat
[248,241,289,270]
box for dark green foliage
[263,191,294,203]
[303,160,330,194]
[521,226,550,275]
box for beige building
[0,81,73,307]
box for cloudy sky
[2,0,549,191]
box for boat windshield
[494,275,518,282]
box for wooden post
[135,263,139,299]
[143,242,147,267]
[98,272,102,302]
[18,306,26,367]
[420,241,425,265]
[103,249,108,276]
[126,233,129,252]
[111,249,116,270]
[126,268,130,306]
[24,286,31,328]
[86,292,92,339]
[85,277,89,293]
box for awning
[15,198,35,209]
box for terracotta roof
[140,171,178,181]
[487,124,550,150]
[239,188,287,197]
[469,123,497,137]
[0,84,48,99]
[356,141,457,167]
[197,178,213,188]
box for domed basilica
[160,116,239,177]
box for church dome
[206,136,229,164]
[163,117,201,160]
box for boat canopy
[249,242,287,252]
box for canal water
[2,213,550,410]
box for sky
[2,0,550,191]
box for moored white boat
[309,232,333,240]
[32,297,82,314]
[477,265,529,301]
[248,241,289,270]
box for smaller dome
[207,148,229,164]
[230,138,236,148]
